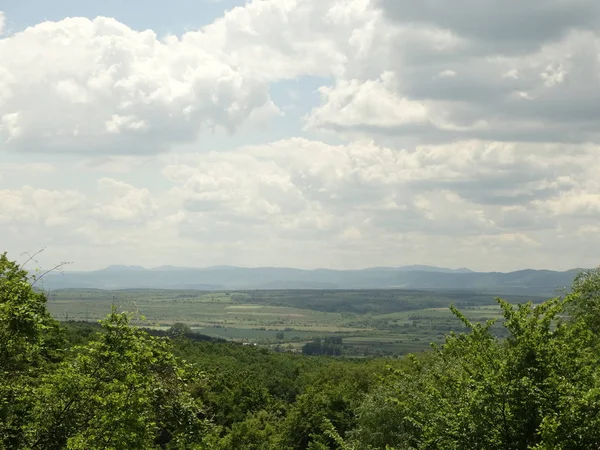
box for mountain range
[38,264,581,296]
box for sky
[1,0,600,272]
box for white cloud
[0,0,385,155]
[306,73,429,131]
[2,0,600,271]
[139,139,600,270]
[0,186,84,226]
[0,12,5,36]
[160,138,600,251]
[184,0,376,80]
[302,2,600,146]
[3,0,600,151]
[2,136,600,270]
[93,178,158,223]
[0,16,278,154]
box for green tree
[168,322,193,338]
[277,362,377,449]
[25,310,209,449]
[352,270,600,449]
[0,253,210,449]
[0,252,62,372]
[0,252,64,448]
[568,266,600,332]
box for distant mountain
[101,265,146,272]
[38,264,580,296]
[389,265,474,273]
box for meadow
[46,288,547,355]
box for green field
[46,288,546,355]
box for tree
[0,253,210,449]
[302,337,343,356]
[352,271,600,449]
[0,252,64,448]
[168,322,192,338]
[24,309,209,449]
[568,266,600,332]
[0,252,62,372]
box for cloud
[0,0,388,156]
[155,137,600,269]
[0,1,379,155]
[376,0,600,51]
[186,0,376,80]
[161,138,600,241]
[306,1,600,146]
[0,11,5,35]
[4,0,600,152]
[2,0,600,271]
[93,178,158,223]
[306,73,429,131]
[0,16,278,154]
[0,186,84,226]
[2,136,600,271]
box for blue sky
[2,0,246,36]
[1,0,600,272]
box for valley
[46,288,547,356]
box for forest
[3,251,600,449]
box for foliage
[0,252,63,372]
[25,310,208,449]
[351,269,600,449]
[167,322,193,337]
[0,254,208,449]
[568,267,600,332]
[0,252,65,448]
[3,251,600,449]
[302,337,344,356]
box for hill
[39,264,579,295]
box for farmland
[46,288,548,355]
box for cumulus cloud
[2,136,600,270]
[306,73,430,131]
[161,138,600,248]
[0,11,5,35]
[0,0,393,155]
[93,178,158,223]
[0,186,84,226]
[377,0,600,51]
[306,0,600,146]
[0,0,385,155]
[3,0,600,151]
[0,16,277,154]
[81,136,581,270]
[2,0,600,271]
[187,0,376,80]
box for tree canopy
[2,251,600,449]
